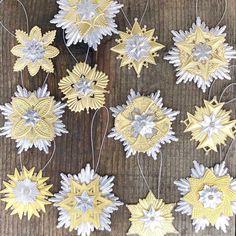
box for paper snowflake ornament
[0,167,52,220]
[50,164,123,236]
[165,17,236,92]
[127,191,178,236]
[59,62,109,113]
[175,161,236,233]
[111,18,165,77]
[51,0,123,50]
[183,98,236,154]
[109,89,179,159]
[0,85,67,153]
[11,26,59,76]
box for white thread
[90,106,110,172]
[41,140,56,172]
[84,46,90,64]
[196,0,227,26]
[42,73,49,87]
[63,29,78,64]
[136,151,163,198]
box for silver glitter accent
[74,76,94,96]
[22,110,40,126]
[75,191,94,213]
[77,0,98,21]
[192,42,212,62]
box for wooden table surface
[0,0,236,235]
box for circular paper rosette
[165,17,236,92]
[58,62,109,113]
[1,167,52,220]
[0,85,67,153]
[109,89,179,159]
[51,0,123,50]
[183,98,236,154]
[50,164,123,236]
[175,161,236,233]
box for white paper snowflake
[51,0,123,50]
[50,164,123,236]
[0,85,67,153]
[175,161,236,233]
[165,17,236,92]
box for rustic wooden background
[0,0,236,235]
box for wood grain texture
[0,0,236,235]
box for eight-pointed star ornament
[0,85,67,153]
[127,191,178,236]
[182,98,236,154]
[165,17,236,92]
[51,0,123,50]
[11,26,59,76]
[111,18,165,77]
[58,62,109,113]
[175,161,236,233]
[50,164,123,236]
[108,89,179,159]
[0,167,53,220]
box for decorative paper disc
[183,98,236,154]
[165,17,236,92]
[11,26,59,76]
[0,85,67,153]
[127,191,178,236]
[111,18,165,77]
[51,0,123,50]
[50,164,123,236]
[175,161,236,232]
[58,62,109,113]
[109,89,179,159]
[1,167,52,220]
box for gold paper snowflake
[10,94,57,142]
[56,176,111,231]
[127,191,178,236]
[109,90,179,159]
[1,167,52,220]
[175,161,236,232]
[11,26,59,76]
[165,17,236,92]
[111,19,165,77]
[183,98,236,154]
[59,62,109,113]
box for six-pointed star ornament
[11,26,59,76]
[165,17,236,92]
[175,161,236,233]
[51,0,123,50]
[127,191,178,236]
[0,167,53,220]
[50,164,123,236]
[108,89,179,159]
[0,85,67,153]
[111,18,165,77]
[182,98,236,154]
[59,62,109,113]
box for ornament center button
[77,0,98,21]
[192,42,212,62]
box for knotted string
[120,0,150,26]
[90,106,110,172]
[196,0,227,26]
[136,151,163,199]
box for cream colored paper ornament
[50,164,123,236]
[51,0,123,50]
[59,62,109,113]
[111,18,165,77]
[175,161,236,233]
[0,167,52,220]
[11,26,59,76]
[109,89,179,159]
[0,85,67,153]
[165,17,236,92]
[183,98,236,154]
[127,191,178,236]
